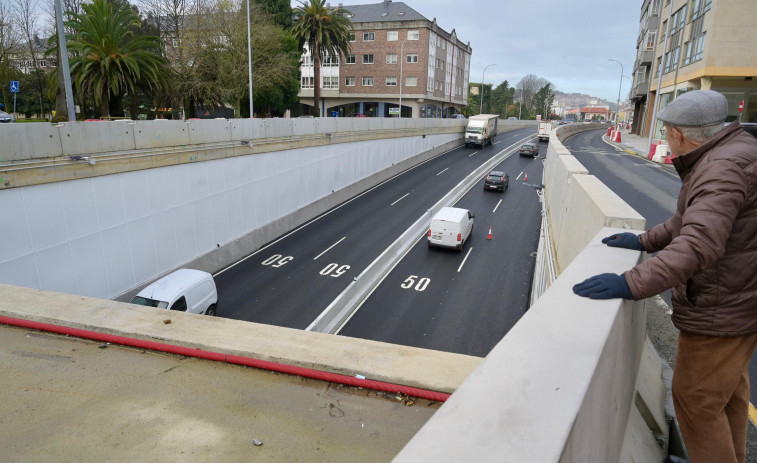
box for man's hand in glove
[573,273,633,300]
[601,232,645,252]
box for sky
[292,0,643,104]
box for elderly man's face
[664,124,684,157]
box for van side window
[170,297,188,312]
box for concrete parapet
[394,229,647,462]
[0,283,480,394]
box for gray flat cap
[656,90,728,126]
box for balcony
[632,78,650,99]
[637,49,654,66]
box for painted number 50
[401,275,430,291]
[262,254,293,268]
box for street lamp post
[480,63,496,115]
[54,0,75,121]
[518,85,524,120]
[399,38,407,118]
[246,0,254,118]
[608,59,623,128]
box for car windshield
[466,127,483,134]
[130,296,168,309]
[522,144,534,149]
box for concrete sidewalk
[602,127,672,165]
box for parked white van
[427,207,475,251]
[130,269,218,316]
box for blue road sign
[10,81,19,93]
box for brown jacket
[624,123,757,337]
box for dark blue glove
[573,273,633,300]
[601,232,645,252]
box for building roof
[581,107,610,114]
[340,1,427,23]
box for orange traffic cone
[487,226,492,240]
[524,172,528,182]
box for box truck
[465,114,499,148]
[537,121,552,142]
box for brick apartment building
[631,0,757,138]
[298,0,472,118]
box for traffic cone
[613,130,621,142]
[524,172,528,182]
[487,226,492,240]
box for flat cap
[656,90,728,127]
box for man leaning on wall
[572,90,757,463]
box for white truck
[537,121,552,142]
[465,114,499,148]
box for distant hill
[554,91,611,109]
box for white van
[427,207,475,251]
[130,269,218,316]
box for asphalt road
[339,141,545,357]
[213,128,536,330]
[564,128,757,460]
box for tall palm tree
[58,0,172,118]
[291,0,351,117]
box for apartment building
[635,0,757,138]
[298,0,472,118]
[629,0,661,136]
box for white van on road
[427,207,475,251]
[130,269,218,315]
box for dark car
[519,142,539,157]
[484,170,509,192]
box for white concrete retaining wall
[0,120,461,301]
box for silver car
[0,110,15,123]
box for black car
[519,142,539,157]
[484,170,509,192]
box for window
[301,76,314,89]
[349,32,356,42]
[406,53,418,63]
[322,56,339,67]
[386,53,397,64]
[38,60,46,67]
[691,33,705,63]
[645,31,656,50]
[408,30,419,40]
[345,77,356,86]
[170,297,188,312]
[386,76,397,86]
[323,76,339,89]
[363,54,374,64]
[663,46,680,73]
[406,76,417,87]
[387,31,398,41]
[362,77,374,86]
[363,32,375,41]
[427,77,434,91]
[346,54,355,64]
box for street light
[608,59,623,127]
[398,38,407,118]
[246,0,254,118]
[480,63,496,115]
[518,85,524,120]
[54,0,75,121]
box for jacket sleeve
[625,158,747,300]
[640,213,679,253]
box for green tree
[532,83,555,120]
[253,0,293,28]
[291,0,351,117]
[52,0,172,118]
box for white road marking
[468,151,478,157]
[314,237,346,260]
[457,247,473,273]
[493,140,501,144]
[493,199,502,213]
[516,171,524,180]
[436,167,449,176]
[391,193,409,205]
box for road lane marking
[436,167,449,176]
[391,193,409,205]
[516,171,524,180]
[468,151,478,157]
[750,402,757,428]
[457,247,473,273]
[493,199,502,213]
[493,140,501,144]
[314,237,346,260]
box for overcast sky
[293,0,643,103]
